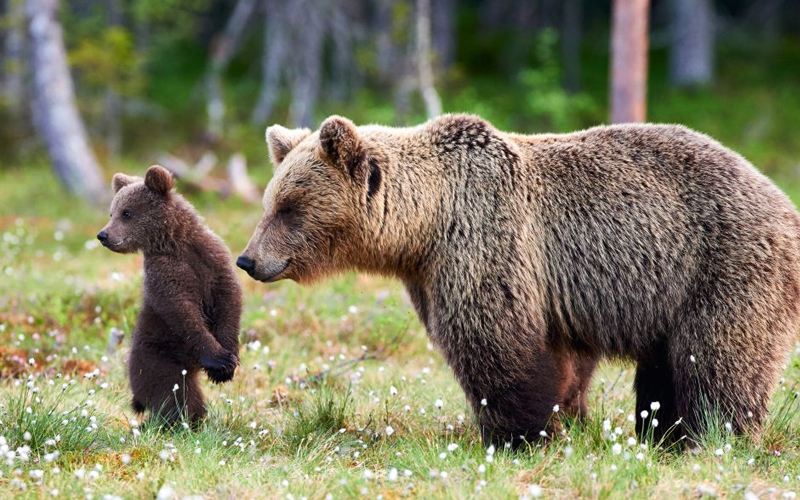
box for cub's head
[97,165,176,254]
[238,116,385,283]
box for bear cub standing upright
[98,165,242,426]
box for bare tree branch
[415,0,442,119]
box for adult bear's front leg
[436,320,566,449]
[467,348,568,448]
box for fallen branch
[295,352,382,386]
[156,151,260,203]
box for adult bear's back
[521,124,800,360]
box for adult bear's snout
[236,255,256,275]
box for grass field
[3,162,800,500]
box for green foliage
[70,27,145,97]
[518,29,600,132]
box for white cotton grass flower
[389,386,398,396]
[156,485,175,500]
[172,384,179,392]
[650,401,661,411]
[447,443,459,452]
[385,426,395,437]
[553,404,560,413]
[435,398,444,409]
[527,484,543,497]
[612,443,622,455]
[481,398,488,407]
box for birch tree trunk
[610,0,650,123]
[104,0,122,158]
[27,0,106,202]
[669,0,714,87]
[287,0,323,128]
[251,0,287,125]
[415,0,441,119]
[2,0,26,115]
[205,0,257,138]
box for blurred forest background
[0,0,799,204]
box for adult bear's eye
[276,204,295,217]
[122,210,131,219]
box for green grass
[2,154,800,499]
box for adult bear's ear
[111,173,139,193]
[266,125,311,166]
[144,165,174,196]
[318,115,363,175]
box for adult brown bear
[238,114,800,447]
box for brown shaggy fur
[99,165,242,426]
[239,115,800,447]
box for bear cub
[98,165,242,426]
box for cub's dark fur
[98,166,242,426]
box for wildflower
[435,398,443,409]
[553,404,560,413]
[447,443,459,452]
[387,468,398,482]
[172,384,179,392]
[612,443,622,455]
[385,426,394,437]
[156,485,175,500]
[528,484,543,498]
[390,386,398,396]
[650,401,660,411]
[480,398,488,407]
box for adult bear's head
[238,116,389,284]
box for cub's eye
[122,210,131,220]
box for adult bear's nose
[236,255,255,275]
[97,231,108,242]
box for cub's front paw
[200,352,238,384]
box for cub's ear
[144,165,174,196]
[111,173,139,193]
[318,115,362,173]
[266,125,311,166]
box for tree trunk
[562,0,582,93]
[205,0,258,138]
[415,0,442,118]
[287,0,323,128]
[610,0,650,124]
[432,0,455,70]
[2,0,25,116]
[251,0,287,125]
[26,0,106,202]
[104,0,122,158]
[669,0,713,87]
